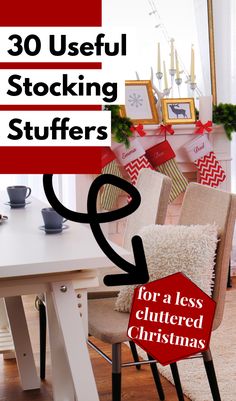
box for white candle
[175,50,180,79]
[190,45,195,82]
[170,38,175,69]
[163,61,168,89]
[157,43,161,73]
[199,96,213,123]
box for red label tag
[146,141,176,168]
[127,273,216,365]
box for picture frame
[120,80,159,125]
[161,98,196,125]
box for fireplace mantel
[76,124,231,214]
[111,124,231,192]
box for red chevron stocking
[113,138,153,186]
[194,151,226,187]
[125,155,153,185]
[184,135,226,188]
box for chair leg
[129,341,141,370]
[202,350,221,401]
[112,343,122,401]
[39,300,47,380]
[147,354,165,400]
[227,261,232,288]
[170,363,185,401]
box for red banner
[0,147,102,174]
[0,0,102,26]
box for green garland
[106,103,236,147]
[104,105,133,148]
[213,103,236,140]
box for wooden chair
[88,169,172,401]
[170,183,236,401]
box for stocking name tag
[113,138,145,166]
[184,134,213,162]
[146,140,176,168]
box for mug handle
[26,187,31,199]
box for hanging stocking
[100,147,122,210]
[113,138,153,187]
[146,140,188,202]
[184,134,226,187]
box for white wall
[213,0,236,195]
[102,0,208,97]
[213,0,232,103]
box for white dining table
[0,196,131,401]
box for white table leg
[4,296,40,390]
[46,289,75,401]
[0,298,9,329]
[47,281,99,401]
[0,298,15,358]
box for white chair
[171,183,236,401]
[88,169,172,401]
[93,168,172,293]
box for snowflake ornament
[128,93,143,108]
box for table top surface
[0,196,130,279]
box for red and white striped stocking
[113,138,153,187]
[124,154,153,186]
[100,147,122,210]
[146,140,188,202]
[194,151,226,187]
[184,135,226,188]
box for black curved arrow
[43,174,149,286]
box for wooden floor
[0,293,190,401]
